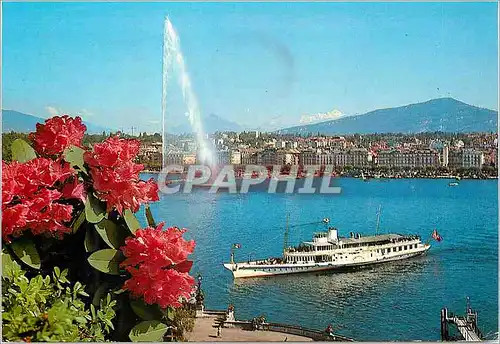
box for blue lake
[142,175,498,341]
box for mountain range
[169,113,243,134]
[1,110,111,134]
[277,98,497,135]
[2,98,498,135]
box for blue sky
[2,2,498,133]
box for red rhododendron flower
[123,266,195,309]
[84,135,159,214]
[61,177,86,202]
[30,115,86,156]
[121,223,196,270]
[1,204,29,239]
[120,224,196,308]
[2,157,83,241]
[84,135,141,169]
[27,202,74,238]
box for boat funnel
[327,228,338,242]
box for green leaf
[85,193,105,223]
[10,238,41,269]
[145,204,156,228]
[166,307,175,321]
[72,210,86,233]
[113,288,126,295]
[84,227,98,253]
[124,209,141,235]
[130,299,164,321]
[90,304,97,319]
[128,321,169,342]
[2,251,20,279]
[87,249,123,275]
[95,219,127,249]
[63,145,87,173]
[11,138,36,163]
[92,283,110,307]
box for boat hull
[224,245,430,279]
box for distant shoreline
[141,170,497,180]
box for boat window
[404,245,407,250]
[399,246,402,251]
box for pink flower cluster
[84,136,159,214]
[120,223,196,308]
[2,159,84,240]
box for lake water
[142,175,498,341]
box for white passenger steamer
[223,217,431,279]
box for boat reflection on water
[230,254,430,294]
[225,256,433,339]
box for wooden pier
[440,298,483,341]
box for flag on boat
[232,243,241,249]
[432,229,442,242]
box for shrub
[2,115,197,342]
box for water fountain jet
[162,17,215,169]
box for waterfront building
[310,136,347,149]
[462,149,484,168]
[257,149,278,166]
[241,149,258,165]
[183,153,196,165]
[377,149,440,168]
[230,150,242,165]
[276,140,286,149]
[484,149,497,167]
[448,149,463,169]
[165,151,184,165]
[441,146,449,167]
[299,150,319,165]
[277,150,300,165]
[216,150,231,165]
[318,151,336,166]
[181,140,197,153]
[349,148,370,167]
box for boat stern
[423,242,432,253]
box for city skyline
[2,2,498,133]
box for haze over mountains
[277,98,497,135]
[2,98,498,135]
[1,110,111,134]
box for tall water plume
[162,17,214,168]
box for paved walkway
[185,316,313,342]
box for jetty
[440,298,483,341]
